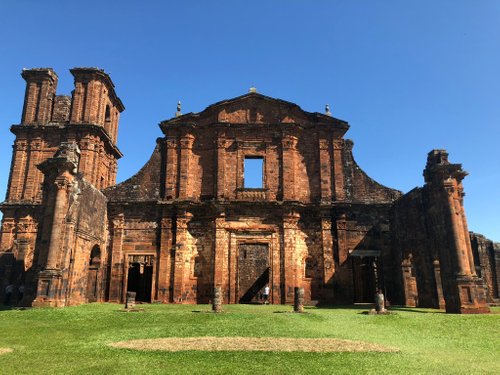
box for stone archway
[86,245,101,302]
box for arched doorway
[86,245,101,302]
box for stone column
[34,142,80,307]
[444,182,472,277]
[321,216,335,301]
[109,214,125,303]
[459,191,477,277]
[7,140,28,201]
[294,287,304,313]
[178,134,195,199]
[336,214,348,265]
[0,218,15,252]
[212,286,223,313]
[216,135,226,199]
[282,210,300,303]
[433,260,446,309]
[271,232,281,304]
[213,212,226,299]
[401,254,418,307]
[332,139,345,201]
[24,140,43,201]
[423,149,489,313]
[172,211,192,303]
[157,217,173,303]
[45,178,71,270]
[334,214,353,303]
[319,138,332,202]
[281,134,298,201]
[164,136,178,200]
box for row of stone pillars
[210,286,305,313]
[124,287,306,313]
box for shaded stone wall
[470,232,499,302]
[391,188,443,308]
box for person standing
[263,285,270,304]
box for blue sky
[0,1,499,241]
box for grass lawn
[0,303,498,374]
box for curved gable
[103,139,163,202]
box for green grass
[0,303,498,374]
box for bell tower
[68,68,124,189]
[0,68,124,301]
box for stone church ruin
[0,67,498,313]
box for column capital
[319,139,330,150]
[282,135,298,150]
[176,211,193,229]
[283,211,300,228]
[54,177,72,191]
[216,137,228,149]
[166,137,177,149]
[112,213,125,230]
[332,139,344,150]
[321,217,332,230]
[179,134,195,149]
[160,217,172,229]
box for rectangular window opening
[244,156,264,188]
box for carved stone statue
[54,142,81,174]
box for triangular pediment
[210,93,307,124]
[161,92,347,130]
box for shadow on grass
[387,306,445,314]
[313,303,373,310]
[0,304,30,311]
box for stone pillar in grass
[375,290,386,313]
[213,287,222,313]
[294,287,304,313]
[125,291,136,309]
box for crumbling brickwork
[470,232,500,302]
[0,67,496,312]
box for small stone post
[375,289,386,313]
[125,291,136,309]
[212,287,222,313]
[294,287,304,313]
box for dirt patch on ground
[0,348,13,355]
[110,337,397,353]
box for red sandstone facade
[0,67,497,313]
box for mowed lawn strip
[0,304,498,374]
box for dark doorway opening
[86,245,101,302]
[126,255,154,303]
[238,243,269,303]
[352,256,377,303]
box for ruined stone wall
[470,232,499,301]
[391,188,443,308]
[390,150,490,313]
